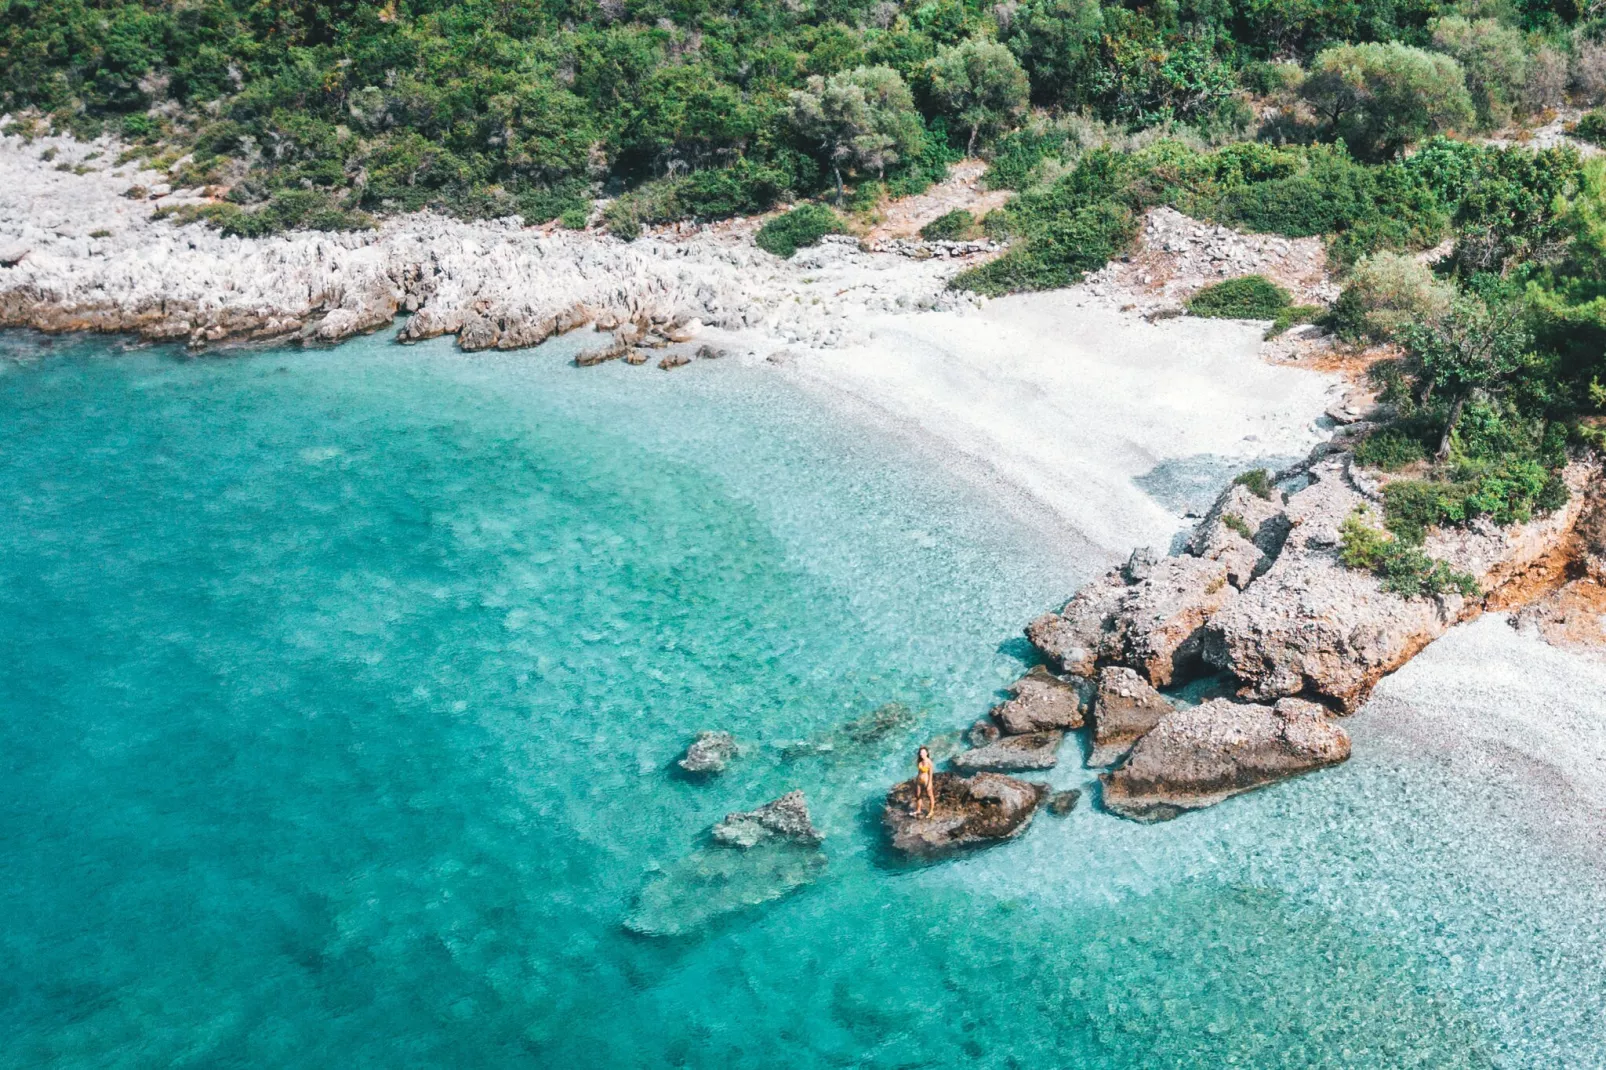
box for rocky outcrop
[1088,667,1176,768]
[1100,697,1351,822]
[990,666,1085,734]
[1023,449,1602,818]
[711,790,823,847]
[1206,458,1598,710]
[1028,547,1236,687]
[625,790,826,936]
[1573,488,1606,585]
[950,730,1064,772]
[1047,789,1082,815]
[0,132,984,353]
[678,730,737,775]
[883,772,1048,857]
[1188,482,1292,589]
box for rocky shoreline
[0,129,989,357]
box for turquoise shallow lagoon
[3,330,1604,1068]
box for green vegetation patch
[1187,275,1292,320]
[1233,469,1276,501]
[755,205,846,259]
[1339,510,1481,599]
[920,209,978,242]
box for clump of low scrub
[755,204,846,258]
[951,202,1135,295]
[154,191,372,237]
[1222,513,1254,540]
[1187,275,1292,320]
[920,209,977,241]
[1574,109,1606,146]
[1233,468,1276,500]
[1339,509,1481,598]
[1327,251,1456,341]
[1353,429,1429,471]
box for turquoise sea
[3,330,1604,1068]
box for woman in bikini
[912,746,937,818]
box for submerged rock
[782,703,917,759]
[967,719,1002,747]
[711,790,823,847]
[1088,667,1175,768]
[574,335,628,366]
[1048,789,1082,815]
[883,772,1048,857]
[991,666,1085,734]
[678,730,737,775]
[625,790,826,937]
[1100,697,1350,822]
[951,730,1064,772]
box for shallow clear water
[3,331,1604,1068]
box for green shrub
[558,208,589,230]
[921,209,977,241]
[1233,468,1276,500]
[156,192,372,238]
[950,201,1135,295]
[1354,430,1429,471]
[1575,110,1606,147]
[1222,513,1254,540]
[517,181,591,227]
[1330,251,1457,341]
[1188,276,1292,320]
[1382,478,1469,543]
[1338,510,1481,598]
[755,204,846,258]
[1267,304,1323,337]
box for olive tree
[927,39,1030,154]
[1429,16,1531,128]
[789,66,925,201]
[1302,43,1474,160]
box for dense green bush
[920,209,978,241]
[1354,429,1429,471]
[951,201,1135,294]
[1187,275,1292,319]
[1575,110,1606,146]
[1301,43,1474,161]
[755,205,846,258]
[1329,251,1456,341]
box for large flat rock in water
[951,730,1064,771]
[1100,698,1350,822]
[991,667,1084,734]
[883,772,1048,857]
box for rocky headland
[1020,442,1605,819]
